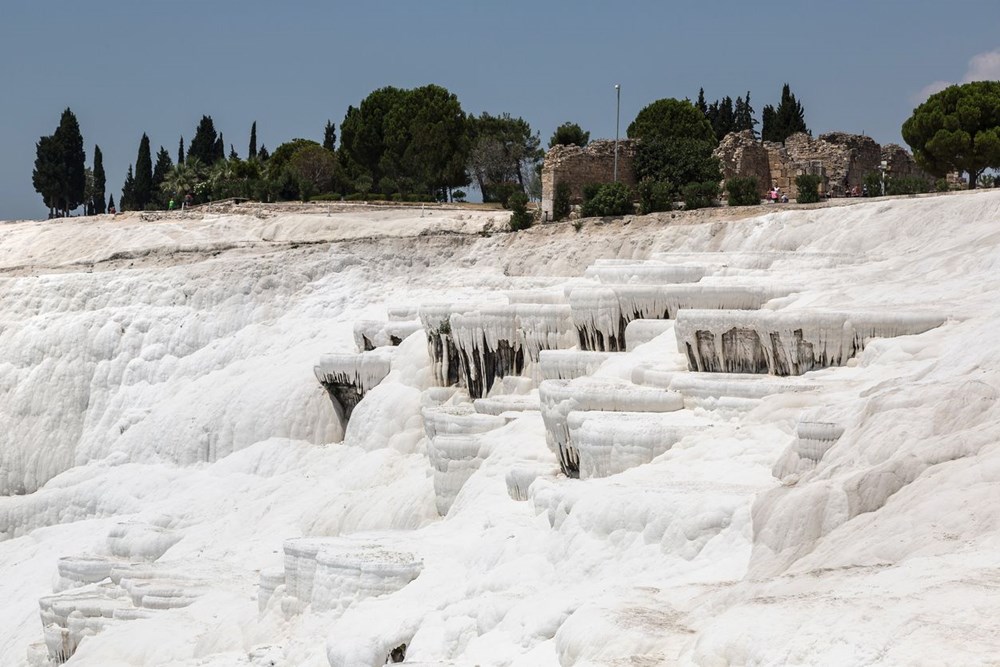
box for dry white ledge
[314,349,393,419]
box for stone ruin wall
[541,132,935,213]
[541,140,637,220]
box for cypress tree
[108,193,116,213]
[134,134,153,210]
[152,147,173,207]
[695,88,708,116]
[249,121,257,159]
[229,144,238,160]
[178,137,185,164]
[323,120,336,151]
[215,132,225,163]
[259,145,269,161]
[32,135,63,217]
[121,165,135,211]
[761,84,808,143]
[53,108,87,215]
[188,116,220,165]
[93,145,106,214]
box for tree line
[33,84,603,216]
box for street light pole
[614,84,621,182]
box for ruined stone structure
[541,131,935,211]
[540,140,637,221]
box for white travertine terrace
[583,263,709,284]
[675,309,946,375]
[276,537,422,615]
[473,394,540,416]
[353,319,422,351]
[625,319,675,351]
[505,463,561,501]
[570,284,793,351]
[427,433,489,514]
[314,349,393,419]
[538,349,614,381]
[420,404,505,440]
[568,410,711,479]
[449,304,575,398]
[539,377,684,477]
[418,303,468,388]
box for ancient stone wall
[541,140,637,220]
[714,131,771,196]
[542,131,935,213]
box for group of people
[768,186,788,204]
[167,193,195,211]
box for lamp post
[614,84,621,182]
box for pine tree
[323,120,336,151]
[121,165,135,211]
[259,145,269,161]
[178,137,185,164]
[152,147,173,207]
[134,133,153,210]
[229,144,238,160]
[711,97,734,139]
[107,193,116,213]
[248,121,257,159]
[93,145,106,214]
[695,88,708,117]
[735,91,757,137]
[215,132,225,163]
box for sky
[1,0,999,221]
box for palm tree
[160,162,198,201]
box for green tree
[902,81,1000,188]
[761,83,808,143]
[189,116,223,165]
[468,112,542,203]
[178,136,185,164]
[553,182,572,221]
[682,181,720,210]
[634,137,721,187]
[33,108,87,216]
[121,165,135,211]
[323,120,336,151]
[133,133,154,210]
[288,144,340,199]
[248,121,257,160]
[160,162,199,201]
[152,147,173,208]
[734,92,757,136]
[548,122,590,148]
[507,191,533,231]
[92,145,106,214]
[636,178,674,214]
[695,88,708,116]
[107,193,116,213]
[32,135,63,217]
[627,98,716,144]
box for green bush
[582,183,603,203]
[936,178,950,192]
[581,182,634,217]
[553,182,572,221]
[795,174,822,203]
[487,183,519,207]
[863,172,883,197]
[508,192,533,231]
[452,189,467,202]
[887,177,931,196]
[725,176,760,206]
[681,181,719,210]
[636,178,674,214]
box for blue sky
[2,0,998,220]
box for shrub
[582,183,603,203]
[681,180,719,210]
[508,191,533,231]
[795,174,822,203]
[636,178,674,214]
[977,174,996,189]
[553,182,571,221]
[863,172,883,197]
[581,182,634,217]
[887,177,931,196]
[936,178,950,192]
[725,176,760,206]
[452,189,467,202]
